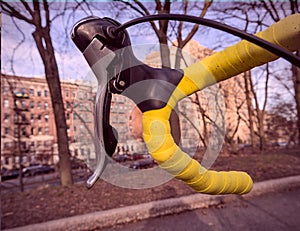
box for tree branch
[43,0,51,27]
[176,0,188,43]
[134,0,159,34]
[181,0,213,48]
[116,0,160,36]
[1,2,34,24]
[20,0,34,18]
[33,1,42,27]
[261,0,280,22]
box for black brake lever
[71,16,183,188]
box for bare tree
[243,71,256,149]
[292,50,300,146]
[1,1,75,186]
[213,0,300,146]
[248,1,300,147]
[251,64,270,151]
[114,0,213,68]
[266,102,298,147]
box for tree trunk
[258,110,266,151]
[158,30,171,68]
[292,50,300,146]
[243,71,255,150]
[32,28,73,186]
[174,47,183,69]
[249,66,269,152]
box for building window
[31,127,35,135]
[14,128,18,137]
[66,113,70,120]
[4,127,9,135]
[30,101,34,108]
[29,89,34,96]
[21,114,26,122]
[4,113,10,122]
[31,114,35,121]
[21,127,27,136]
[67,125,70,133]
[37,114,41,121]
[3,86,9,93]
[4,99,9,108]
[45,127,49,135]
[21,100,27,109]
[37,141,42,148]
[37,101,41,109]
[78,91,83,99]
[38,127,42,135]
[22,156,27,164]
[4,142,10,148]
[45,114,49,123]
[74,125,77,132]
[66,89,69,97]
[66,101,71,109]
[14,114,18,123]
[44,90,48,97]
[30,141,35,148]
[37,91,41,97]
[20,88,26,94]
[21,141,26,150]
[44,102,49,109]
[44,140,51,147]
[5,157,9,165]
[72,91,76,98]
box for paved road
[102,187,300,231]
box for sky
[1,1,296,112]
[1,1,239,80]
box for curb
[5,175,300,231]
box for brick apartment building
[1,74,148,170]
[1,74,95,170]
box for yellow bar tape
[142,14,300,194]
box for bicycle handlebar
[142,14,299,194]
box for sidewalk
[5,175,300,231]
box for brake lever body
[71,16,183,188]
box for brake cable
[113,14,300,67]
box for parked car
[113,154,129,162]
[22,165,55,177]
[1,169,20,181]
[71,158,87,169]
[129,158,155,169]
